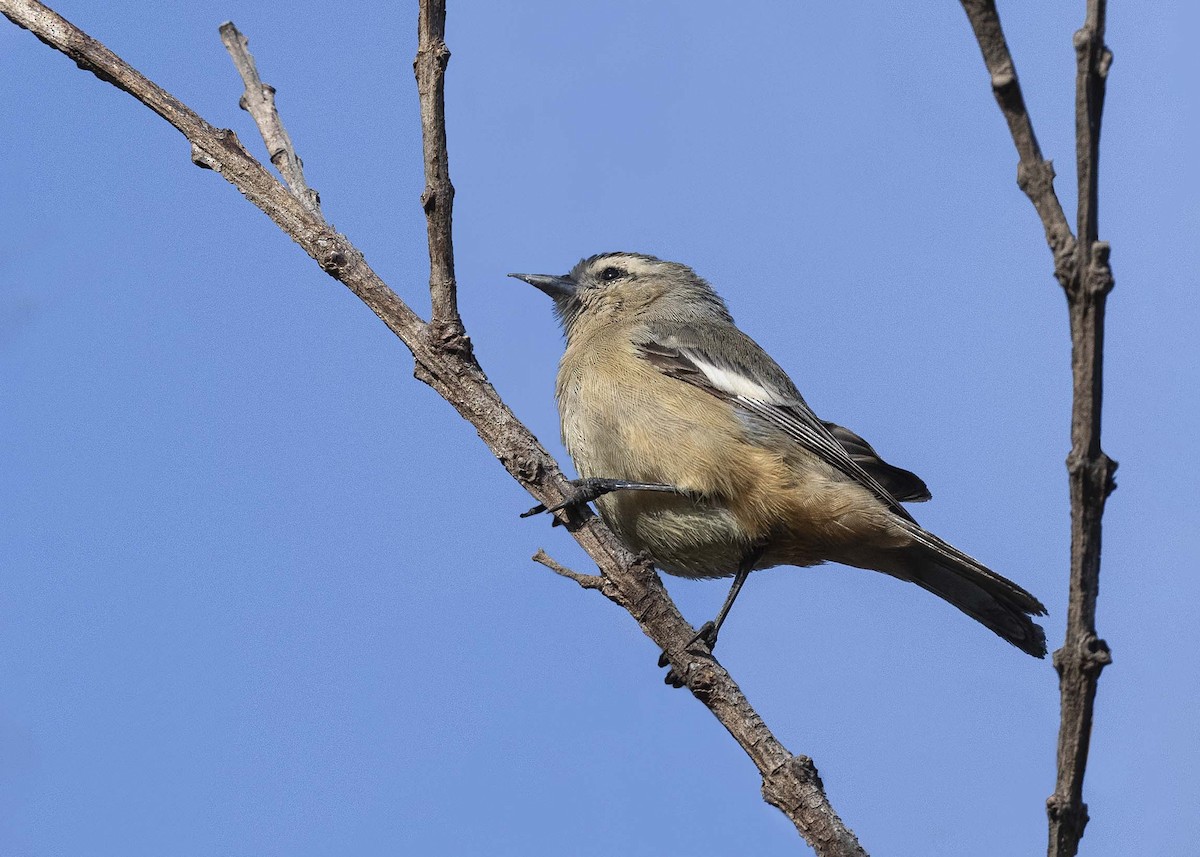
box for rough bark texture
[413,0,462,336]
[0,1,867,853]
[1048,4,1117,855]
[959,3,1117,856]
[218,21,322,217]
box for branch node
[190,142,217,170]
[1046,793,1090,838]
[1065,450,1118,504]
[1015,157,1054,196]
[758,753,825,816]
[319,249,349,276]
[1080,634,1112,674]
[765,755,825,801]
[427,317,473,359]
[507,451,545,484]
[1052,633,1111,678]
[1086,242,1114,296]
[414,40,451,75]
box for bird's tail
[887,524,1048,658]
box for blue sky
[2,2,1196,855]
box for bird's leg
[521,477,682,520]
[660,544,765,688]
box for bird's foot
[658,621,719,688]
[521,478,682,523]
[687,620,720,652]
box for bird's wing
[634,321,924,522]
[820,420,931,503]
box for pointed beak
[508,272,576,299]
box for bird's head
[510,252,731,339]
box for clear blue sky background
[2,2,1196,855]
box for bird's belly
[595,467,908,580]
[596,492,756,579]
[564,385,768,578]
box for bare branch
[1073,1,1112,251]
[1048,3,1117,855]
[414,0,462,340]
[0,2,868,852]
[959,2,1118,855]
[218,21,321,217]
[959,0,1077,284]
[532,548,607,591]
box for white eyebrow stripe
[687,355,784,403]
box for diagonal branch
[219,21,322,218]
[959,0,1076,285]
[0,1,866,852]
[959,3,1117,856]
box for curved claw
[658,623,720,689]
[686,620,719,652]
[520,503,548,518]
[657,650,682,687]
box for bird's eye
[599,266,624,282]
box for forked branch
[958,3,1117,856]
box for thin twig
[958,3,1117,855]
[218,21,321,217]
[1047,3,1117,856]
[959,0,1076,285]
[413,0,462,341]
[0,2,867,852]
[532,549,606,590]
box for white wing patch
[688,355,783,403]
[637,333,917,522]
[691,350,917,522]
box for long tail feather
[891,525,1048,658]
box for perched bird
[512,253,1047,672]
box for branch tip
[532,549,605,590]
[219,19,322,219]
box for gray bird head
[509,252,733,338]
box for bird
[511,252,1047,680]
